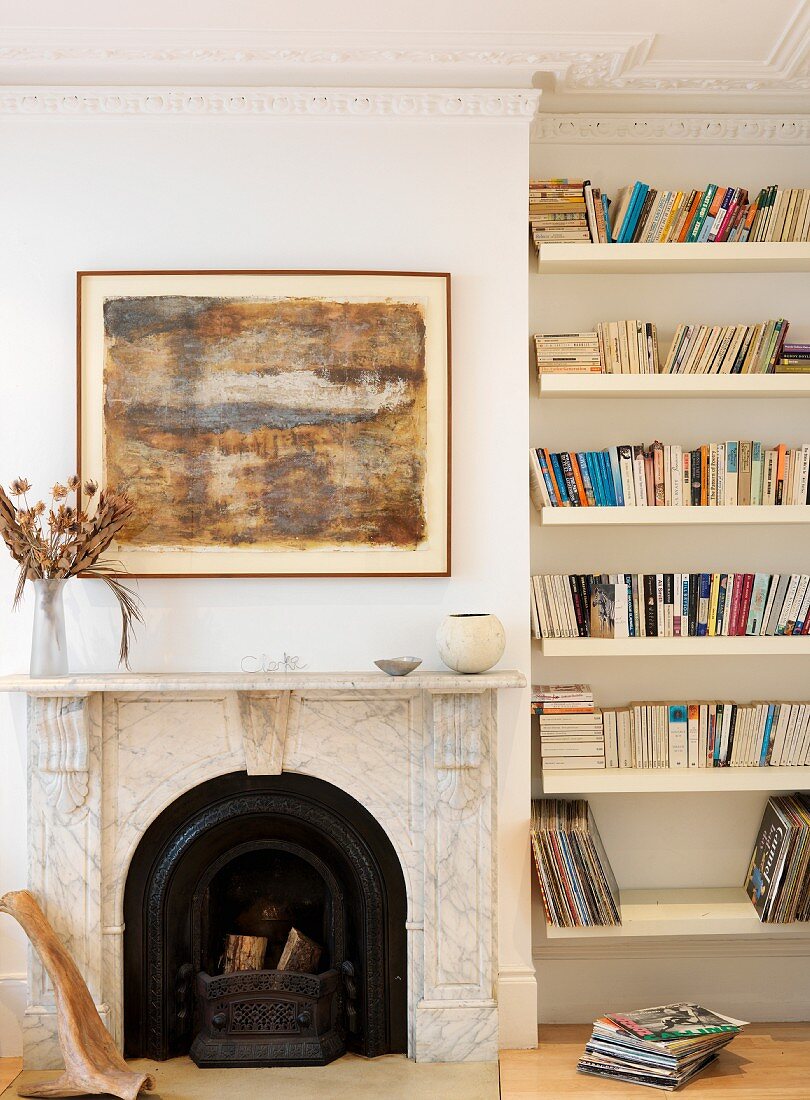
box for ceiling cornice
[534,112,810,144]
[0,21,808,96]
[0,29,646,71]
[0,86,541,120]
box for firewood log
[277,927,322,974]
[222,934,267,973]
[0,890,154,1099]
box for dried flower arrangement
[0,476,143,666]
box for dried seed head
[67,475,80,492]
[51,483,69,501]
[10,478,31,496]
[83,479,99,498]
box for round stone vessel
[436,612,505,674]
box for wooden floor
[5,1031,810,1098]
[499,1024,810,1098]
[0,1060,21,1094]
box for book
[745,794,810,922]
[531,798,620,927]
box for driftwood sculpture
[0,890,154,1099]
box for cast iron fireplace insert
[123,771,407,1066]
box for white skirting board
[0,972,542,1060]
[497,967,539,1049]
[0,974,26,1057]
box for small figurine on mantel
[0,477,142,677]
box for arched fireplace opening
[123,771,408,1067]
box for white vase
[30,578,69,678]
[436,613,505,674]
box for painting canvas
[78,272,450,576]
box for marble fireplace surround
[0,669,525,1069]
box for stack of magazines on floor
[746,794,810,922]
[578,1003,748,1090]
[531,798,620,927]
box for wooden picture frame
[77,270,451,577]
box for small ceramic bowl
[374,657,422,677]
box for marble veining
[4,671,526,1068]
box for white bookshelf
[537,637,810,657]
[537,505,810,526]
[542,767,810,795]
[543,888,807,939]
[530,193,810,971]
[537,374,810,398]
[535,242,810,275]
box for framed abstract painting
[77,270,450,577]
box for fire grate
[190,967,344,1068]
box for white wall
[0,112,534,1053]
[531,136,810,1023]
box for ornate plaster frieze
[533,113,810,145]
[0,87,541,119]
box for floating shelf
[534,242,810,275]
[537,374,810,398]
[536,637,810,657]
[536,505,810,527]
[541,766,810,795]
[544,887,806,939]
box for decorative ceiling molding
[0,86,541,120]
[0,30,650,82]
[533,113,810,145]
[0,12,805,96]
[1,20,809,95]
[560,3,810,93]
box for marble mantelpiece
[0,670,525,1069]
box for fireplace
[123,772,407,1066]
[8,670,524,1069]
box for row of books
[534,794,810,928]
[529,179,608,246]
[577,1004,747,1091]
[539,701,810,771]
[747,794,810,923]
[533,319,791,376]
[529,178,810,245]
[530,573,810,640]
[610,182,810,245]
[596,320,659,374]
[530,442,810,509]
[530,798,620,927]
[663,319,788,374]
